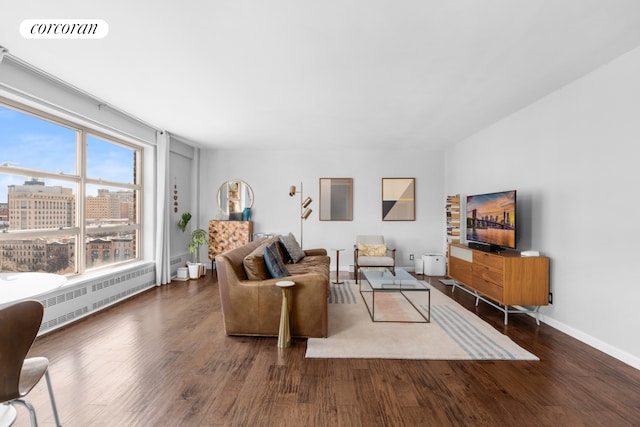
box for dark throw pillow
[279,232,306,263]
[264,242,290,278]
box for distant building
[112,237,133,262]
[1,237,48,272]
[86,236,134,267]
[0,202,7,230]
[86,188,134,225]
[1,179,135,273]
[8,178,75,230]
[46,240,75,273]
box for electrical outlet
[409,254,414,260]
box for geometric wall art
[382,178,415,221]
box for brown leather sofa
[215,236,330,338]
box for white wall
[445,47,640,369]
[199,148,445,271]
[0,54,157,144]
[169,139,195,261]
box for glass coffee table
[359,267,430,323]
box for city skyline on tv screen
[466,190,516,248]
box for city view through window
[0,101,141,275]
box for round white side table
[329,248,344,284]
[275,280,295,348]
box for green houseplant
[176,212,193,279]
[188,228,207,262]
[187,228,207,279]
[178,212,192,232]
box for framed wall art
[319,178,353,221]
[382,178,415,221]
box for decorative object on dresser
[382,178,415,221]
[447,243,549,325]
[208,179,255,270]
[242,207,251,221]
[216,179,254,220]
[288,182,313,248]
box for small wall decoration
[382,178,415,221]
[173,182,179,213]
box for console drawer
[474,252,504,270]
[474,265,504,286]
[472,277,503,302]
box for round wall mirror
[217,180,254,220]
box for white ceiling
[2,0,640,150]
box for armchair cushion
[357,255,395,267]
[357,243,387,257]
[264,242,290,278]
[354,235,395,283]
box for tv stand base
[451,281,542,325]
[468,241,502,253]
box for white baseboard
[541,315,640,371]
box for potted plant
[187,228,207,279]
[176,212,193,279]
[178,212,192,233]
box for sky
[0,105,134,202]
[466,190,516,222]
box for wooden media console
[447,243,549,325]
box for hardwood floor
[13,271,640,426]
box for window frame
[0,96,143,276]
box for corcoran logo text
[20,19,109,39]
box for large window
[0,98,142,275]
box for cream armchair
[354,235,396,283]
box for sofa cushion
[279,232,305,263]
[264,242,290,278]
[287,255,331,280]
[357,243,387,257]
[243,239,272,280]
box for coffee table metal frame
[359,267,430,323]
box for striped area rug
[306,281,538,360]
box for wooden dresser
[448,243,549,324]
[208,220,252,261]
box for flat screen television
[466,190,516,250]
